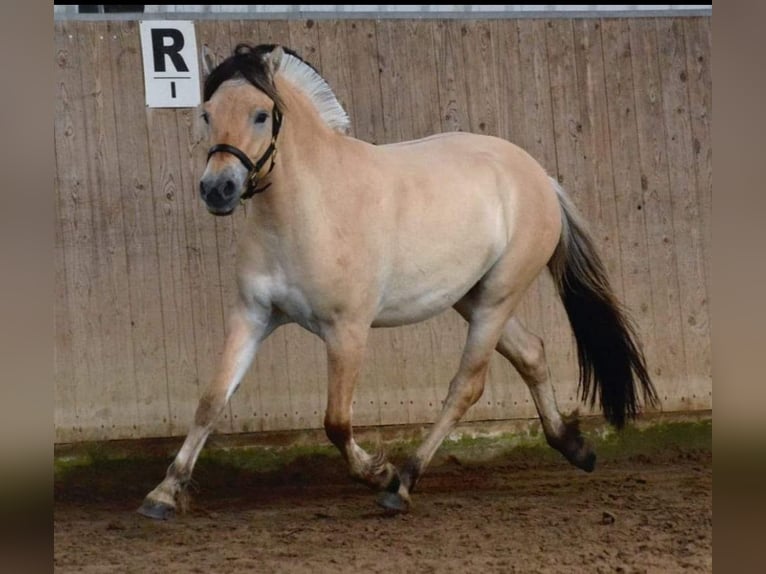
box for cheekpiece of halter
[206,107,283,201]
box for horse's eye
[254,112,269,125]
[201,112,209,124]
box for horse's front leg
[323,324,400,492]
[138,304,275,519]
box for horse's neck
[248,92,340,225]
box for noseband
[206,107,284,200]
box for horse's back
[380,131,544,172]
[373,131,560,246]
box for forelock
[203,43,284,108]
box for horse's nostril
[221,179,236,199]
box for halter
[206,107,283,200]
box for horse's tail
[547,178,659,429]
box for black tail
[548,179,659,429]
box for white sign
[139,21,201,108]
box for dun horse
[139,44,658,518]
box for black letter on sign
[151,29,189,73]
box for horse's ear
[200,44,216,78]
[266,45,284,75]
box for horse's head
[199,44,287,216]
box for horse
[138,43,658,519]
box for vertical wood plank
[375,20,409,142]
[656,18,712,408]
[600,19,658,411]
[108,20,171,438]
[628,18,689,397]
[55,22,111,441]
[344,20,385,145]
[432,20,470,134]
[460,20,500,137]
[78,23,140,438]
[53,50,79,442]
[55,23,85,442]
[683,17,712,329]
[145,107,199,437]
[54,180,78,442]
[491,19,525,160]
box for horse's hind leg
[379,290,519,512]
[493,317,595,472]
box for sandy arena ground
[54,426,712,573]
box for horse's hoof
[578,450,596,473]
[547,415,597,474]
[137,498,176,520]
[376,491,411,514]
[562,446,596,473]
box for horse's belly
[372,287,467,327]
[372,248,499,327]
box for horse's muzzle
[200,176,238,216]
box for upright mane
[277,51,350,133]
[204,43,350,133]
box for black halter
[206,107,283,200]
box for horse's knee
[193,392,222,427]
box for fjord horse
[139,44,658,518]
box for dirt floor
[54,422,712,573]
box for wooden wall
[54,17,712,443]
